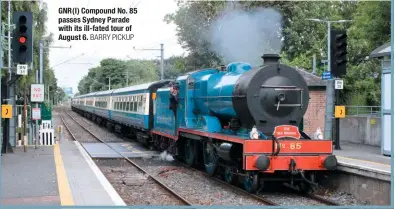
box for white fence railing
[38,120,55,146]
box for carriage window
[130,102,134,112]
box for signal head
[19,36,26,44]
[336,42,347,48]
[335,51,347,57]
[19,15,27,24]
[19,45,27,53]
[12,12,33,64]
[19,25,27,33]
[335,34,347,40]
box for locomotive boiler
[189,54,310,136]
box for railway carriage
[84,92,96,116]
[92,89,112,121]
[72,80,171,144]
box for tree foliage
[163,1,390,106]
[78,58,159,94]
[77,55,190,95]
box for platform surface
[333,142,391,181]
[59,139,125,205]
[1,146,60,205]
[81,141,159,158]
[0,140,126,206]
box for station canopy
[369,42,391,58]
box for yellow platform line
[336,155,391,168]
[54,143,75,205]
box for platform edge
[336,162,391,182]
[75,141,127,206]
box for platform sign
[17,64,28,75]
[322,71,332,80]
[31,84,44,102]
[1,105,12,118]
[32,108,41,120]
[335,106,346,118]
[273,125,301,139]
[335,79,344,89]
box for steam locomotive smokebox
[261,53,281,65]
[232,53,310,134]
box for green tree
[77,58,159,94]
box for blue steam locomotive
[72,54,337,193]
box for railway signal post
[12,11,33,151]
[331,29,348,150]
[306,18,352,146]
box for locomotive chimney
[261,54,281,65]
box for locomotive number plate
[275,142,302,150]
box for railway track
[304,193,341,206]
[177,161,340,206]
[60,107,341,206]
[59,110,192,206]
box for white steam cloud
[159,151,174,162]
[206,4,283,66]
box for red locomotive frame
[153,124,336,175]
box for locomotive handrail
[261,85,298,88]
[192,95,246,99]
[261,85,303,91]
[273,104,302,107]
[274,88,302,91]
[271,136,281,156]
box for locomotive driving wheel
[223,167,236,184]
[243,172,259,193]
[203,141,218,176]
[184,139,195,165]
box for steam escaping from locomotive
[207,4,283,66]
[159,151,174,162]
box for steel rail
[59,110,193,206]
[179,162,279,206]
[282,183,341,206]
[305,193,341,206]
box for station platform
[333,142,391,181]
[0,139,126,206]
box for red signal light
[19,36,26,44]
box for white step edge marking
[74,141,126,206]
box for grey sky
[43,0,185,94]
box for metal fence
[345,106,381,116]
